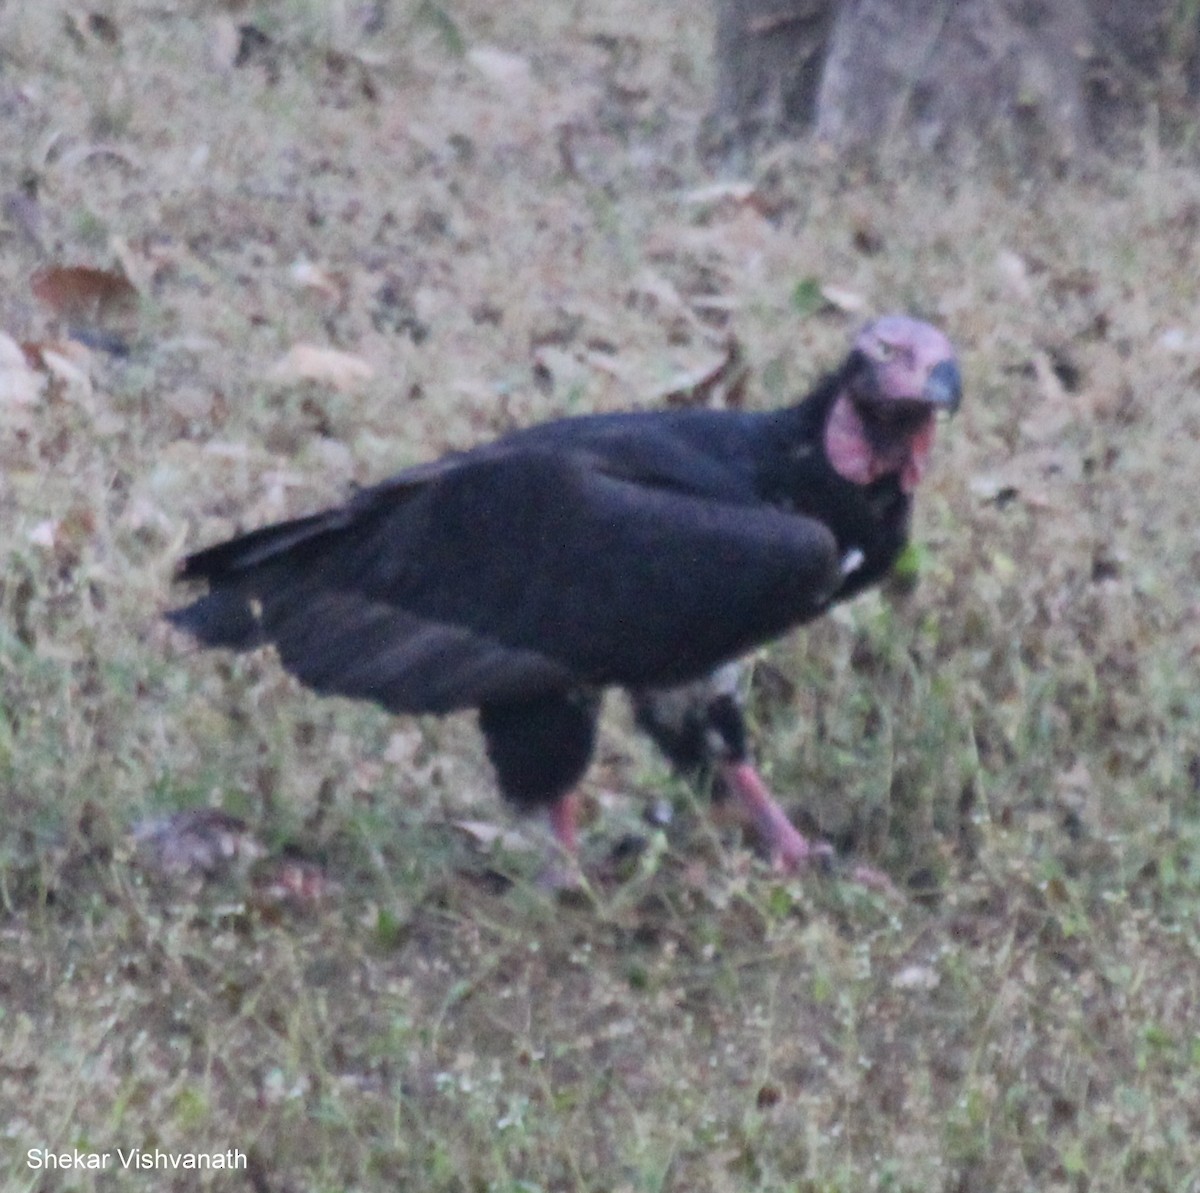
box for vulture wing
[169,444,841,713]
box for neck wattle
[823,393,936,495]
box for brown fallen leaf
[1019,350,1075,443]
[269,343,375,392]
[30,264,139,331]
[648,337,747,409]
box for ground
[1,3,1199,1191]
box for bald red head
[825,315,961,493]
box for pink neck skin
[823,394,936,494]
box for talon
[771,828,834,873]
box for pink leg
[547,791,579,856]
[720,762,832,871]
[535,792,584,892]
[719,762,898,893]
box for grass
[2,1,1200,1190]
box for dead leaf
[648,339,746,408]
[27,504,97,557]
[1156,327,1200,356]
[1032,350,1067,403]
[269,344,375,392]
[1018,351,1076,443]
[580,349,635,384]
[681,180,758,207]
[252,856,336,910]
[995,250,1033,302]
[164,385,216,423]
[453,819,533,853]
[210,15,240,71]
[631,269,730,335]
[633,269,692,317]
[40,346,94,399]
[306,436,354,478]
[383,727,425,767]
[134,808,265,880]
[969,474,1019,503]
[3,187,45,252]
[109,236,157,294]
[819,284,868,314]
[0,333,45,406]
[57,143,141,175]
[467,45,533,90]
[969,446,1071,510]
[30,264,139,329]
[688,294,739,316]
[289,258,345,303]
[531,345,590,393]
[892,964,940,991]
[27,520,60,549]
[19,338,97,401]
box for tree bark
[709,0,1199,164]
[711,0,837,145]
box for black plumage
[168,316,961,872]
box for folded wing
[169,446,842,713]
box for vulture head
[825,314,962,493]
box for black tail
[167,464,435,651]
[165,590,266,651]
[175,508,347,582]
[168,507,355,649]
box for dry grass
[2,2,1200,1191]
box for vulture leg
[719,761,832,871]
[633,673,831,870]
[478,691,601,867]
[547,792,581,856]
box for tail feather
[168,489,388,650]
[177,459,451,583]
[176,508,352,582]
[165,590,268,650]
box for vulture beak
[924,359,963,415]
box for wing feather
[169,444,841,709]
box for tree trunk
[711,0,837,146]
[709,0,1200,165]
